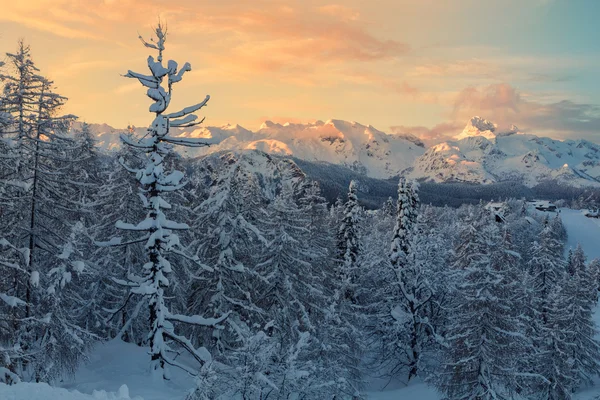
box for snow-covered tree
[527,218,566,326]
[588,258,600,301]
[389,177,419,268]
[188,154,267,357]
[112,24,226,379]
[381,196,395,217]
[537,287,577,400]
[94,136,148,342]
[337,180,362,303]
[561,244,600,390]
[431,207,530,400]
[382,178,434,381]
[566,244,586,277]
[251,186,326,398]
[522,217,575,397]
[0,238,26,385]
[0,40,93,381]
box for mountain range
[78,116,600,187]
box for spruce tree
[562,244,600,389]
[386,177,432,381]
[252,185,326,398]
[112,24,226,379]
[337,180,362,303]
[188,154,267,357]
[524,218,572,397]
[432,207,529,399]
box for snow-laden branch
[166,311,229,327]
[164,95,210,119]
[124,70,159,89]
[162,136,218,147]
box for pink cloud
[399,83,600,143]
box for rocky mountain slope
[76,116,600,187]
[409,117,600,187]
[77,119,425,179]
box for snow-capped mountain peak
[456,116,497,140]
[410,117,600,187]
[76,116,600,187]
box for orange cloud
[317,4,360,21]
[1,0,596,142]
[2,0,410,90]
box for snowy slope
[60,339,194,400]
[172,119,426,179]
[188,149,307,204]
[410,118,600,187]
[558,208,600,261]
[77,120,425,179]
[78,117,600,186]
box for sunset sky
[1,0,599,142]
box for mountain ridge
[74,117,600,187]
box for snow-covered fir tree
[431,206,531,400]
[524,216,573,397]
[94,134,148,342]
[0,41,93,382]
[389,177,419,267]
[383,177,434,381]
[251,185,329,398]
[337,180,362,303]
[188,154,267,358]
[562,244,600,390]
[111,24,226,380]
[527,217,566,327]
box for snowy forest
[2,25,600,400]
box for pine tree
[337,180,362,303]
[112,24,226,379]
[431,207,529,400]
[0,40,93,381]
[524,218,573,397]
[252,186,326,398]
[538,286,577,400]
[94,136,148,342]
[0,238,26,385]
[189,154,267,356]
[381,196,395,217]
[527,218,566,326]
[566,244,586,277]
[562,244,600,389]
[329,180,365,397]
[390,178,419,267]
[385,177,433,381]
[299,180,364,398]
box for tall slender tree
[337,180,362,303]
[386,178,433,381]
[112,24,226,379]
[0,41,92,382]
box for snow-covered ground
[0,382,140,400]
[561,208,600,261]
[61,339,195,400]
[3,207,600,400]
